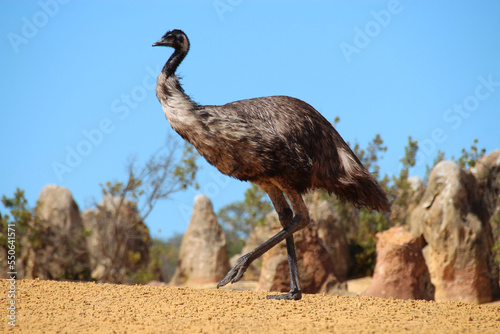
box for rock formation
[364,227,433,300]
[82,195,150,283]
[307,193,351,281]
[409,160,499,303]
[171,194,230,285]
[471,150,500,293]
[472,150,500,216]
[27,185,90,280]
[257,211,339,294]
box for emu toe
[217,255,249,288]
[267,290,302,300]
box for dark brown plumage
[153,29,390,300]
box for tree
[0,189,37,278]
[217,184,273,258]
[86,135,199,283]
[100,135,199,221]
[344,134,392,276]
[455,138,486,169]
[129,233,183,284]
[352,133,387,180]
[388,136,420,225]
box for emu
[153,29,390,300]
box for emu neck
[156,70,197,135]
[162,49,186,77]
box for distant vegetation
[1,122,497,283]
[130,234,183,284]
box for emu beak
[153,39,168,47]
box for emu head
[153,29,190,54]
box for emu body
[154,29,390,300]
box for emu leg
[267,235,302,300]
[263,185,302,300]
[217,185,308,300]
[216,215,307,291]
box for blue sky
[1,0,500,240]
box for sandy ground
[2,279,500,333]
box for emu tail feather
[333,147,391,212]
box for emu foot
[267,290,302,301]
[217,255,249,288]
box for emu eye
[166,35,174,41]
